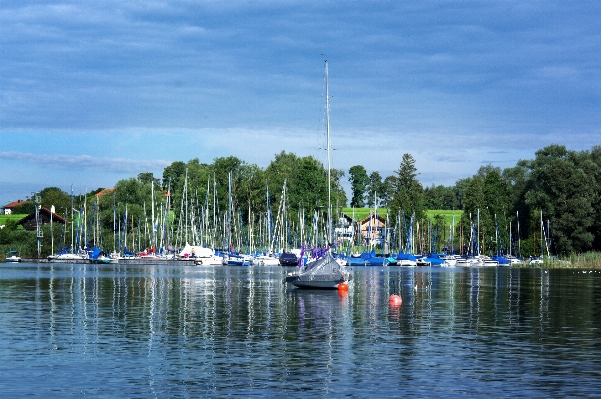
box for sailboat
[286,59,352,289]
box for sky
[1,1,600,205]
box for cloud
[0,151,170,174]
[1,1,600,197]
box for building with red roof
[2,199,31,215]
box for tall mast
[325,59,332,244]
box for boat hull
[285,275,346,289]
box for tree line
[3,144,601,257]
[348,144,601,256]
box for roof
[16,208,68,230]
[41,208,67,223]
[359,213,386,225]
[2,199,31,209]
[96,188,115,197]
[339,212,356,223]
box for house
[2,199,31,215]
[335,213,356,241]
[16,208,67,230]
[336,212,387,245]
[359,213,386,245]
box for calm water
[1,263,600,398]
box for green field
[426,210,463,226]
[340,208,462,225]
[0,214,27,225]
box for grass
[555,252,601,268]
[426,210,463,227]
[0,214,27,225]
[340,208,462,225]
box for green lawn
[340,208,462,225]
[426,209,463,227]
[0,214,27,225]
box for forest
[2,144,600,260]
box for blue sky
[1,1,600,205]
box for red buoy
[389,294,402,306]
[338,283,349,292]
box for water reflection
[0,263,600,397]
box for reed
[564,252,601,268]
[513,252,601,268]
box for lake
[0,262,600,397]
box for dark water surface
[1,263,600,397]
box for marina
[0,261,600,397]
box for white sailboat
[286,59,351,289]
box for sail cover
[297,254,345,282]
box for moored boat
[279,251,299,266]
[5,250,21,263]
[526,256,543,265]
[285,253,351,289]
[396,252,417,267]
[255,253,280,266]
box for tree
[137,172,161,187]
[458,166,511,255]
[482,167,509,255]
[460,175,484,253]
[348,165,369,208]
[424,184,457,210]
[288,157,328,213]
[162,161,187,192]
[588,146,601,250]
[389,153,425,221]
[330,168,347,209]
[366,171,384,208]
[39,187,71,214]
[380,175,397,208]
[525,145,597,254]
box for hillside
[0,214,27,225]
[340,208,462,226]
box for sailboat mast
[325,59,332,244]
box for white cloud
[1,1,600,198]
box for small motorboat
[5,250,21,262]
[279,252,299,266]
[255,253,280,266]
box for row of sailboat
[40,60,546,290]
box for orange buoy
[389,294,402,306]
[338,283,349,292]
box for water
[1,263,600,397]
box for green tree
[39,187,71,214]
[288,157,328,213]
[588,146,601,250]
[366,171,384,208]
[137,172,161,187]
[348,165,369,208]
[424,185,458,210]
[389,153,425,221]
[482,167,509,254]
[162,161,187,192]
[525,145,597,254]
[459,166,511,255]
[330,168,347,210]
[459,175,484,253]
[381,175,396,208]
